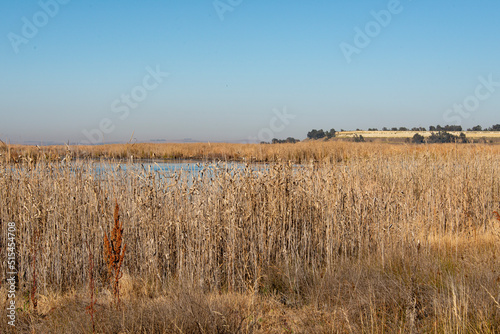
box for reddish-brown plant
[494,211,500,222]
[104,201,126,308]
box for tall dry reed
[0,143,499,332]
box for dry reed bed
[3,141,372,163]
[1,144,500,332]
[6,141,500,163]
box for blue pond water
[91,160,273,179]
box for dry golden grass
[4,141,360,163]
[1,143,500,333]
[3,139,500,163]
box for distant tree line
[269,124,500,144]
[307,129,336,139]
[411,131,468,144]
[429,125,463,131]
[366,124,500,132]
[271,137,300,144]
[379,125,463,131]
[466,124,500,131]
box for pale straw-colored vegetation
[1,142,500,333]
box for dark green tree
[412,133,425,144]
[307,129,326,139]
[326,128,336,139]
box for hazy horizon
[2,0,499,145]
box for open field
[336,130,500,142]
[1,143,500,333]
[337,130,500,138]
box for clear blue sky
[1,0,499,144]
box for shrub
[427,131,467,143]
[412,133,425,144]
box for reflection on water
[88,161,278,184]
[2,160,308,185]
[94,161,268,175]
